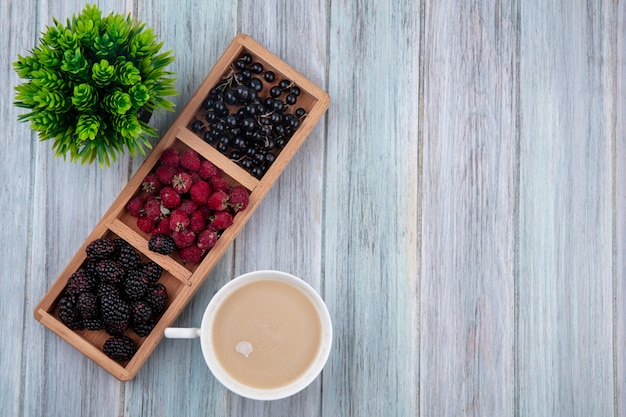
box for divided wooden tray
[34,34,330,381]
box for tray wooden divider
[33,33,330,381]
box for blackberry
[141,261,163,285]
[94,259,125,284]
[131,300,153,325]
[77,292,98,319]
[97,281,120,299]
[148,234,175,255]
[103,336,136,361]
[86,238,116,259]
[145,283,168,315]
[100,293,130,325]
[65,268,97,296]
[105,321,129,336]
[82,318,105,331]
[58,296,79,325]
[122,269,149,301]
[114,238,141,270]
[132,319,156,337]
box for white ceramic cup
[164,270,333,401]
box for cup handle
[164,327,201,339]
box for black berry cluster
[189,52,308,179]
[57,237,169,363]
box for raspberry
[152,218,171,236]
[171,172,193,194]
[190,180,211,204]
[160,186,181,209]
[100,293,130,325]
[141,261,163,285]
[228,186,250,213]
[94,259,125,284]
[211,211,233,230]
[177,198,198,215]
[122,269,150,301]
[136,216,155,233]
[197,229,218,250]
[77,292,98,319]
[179,245,205,264]
[148,234,175,255]
[103,336,136,361]
[156,165,176,184]
[86,238,116,259]
[172,229,196,248]
[210,174,229,192]
[131,300,153,325]
[198,159,218,180]
[114,238,141,270]
[145,283,168,315]
[189,210,206,233]
[169,209,189,232]
[65,268,97,296]
[180,149,201,171]
[159,148,180,167]
[125,196,145,217]
[207,190,229,211]
[141,173,163,195]
[143,198,163,222]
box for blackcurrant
[224,90,238,105]
[270,86,282,98]
[242,117,256,131]
[290,86,301,96]
[248,77,263,92]
[285,93,297,105]
[264,71,275,82]
[279,79,292,90]
[295,107,306,118]
[250,62,263,74]
[241,53,252,65]
[202,98,215,110]
[191,120,204,133]
[234,59,246,70]
[204,111,217,123]
[225,114,238,127]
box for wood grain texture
[420,1,517,416]
[517,1,615,416]
[323,0,420,415]
[616,2,625,416]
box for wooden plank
[616,2,625,415]
[322,0,420,416]
[517,1,615,416]
[227,0,330,415]
[0,1,39,416]
[420,1,516,416]
[19,2,133,415]
[123,0,238,415]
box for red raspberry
[198,160,218,180]
[169,209,190,232]
[152,218,171,236]
[171,172,193,194]
[156,165,176,185]
[126,196,145,217]
[190,180,211,205]
[143,198,163,222]
[211,211,233,230]
[159,148,180,167]
[189,210,206,233]
[196,204,212,220]
[178,245,205,264]
[160,187,181,209]
[180,149,201,172]
[210,174,229,192]
[141,173,163,195]
[172,229,196,248]
[136,216,155,233]
[207,190,229,211]
[228,186,249,213]
[197,229,218,250]
[177,199,198,215]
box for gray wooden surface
[1,0,624,416]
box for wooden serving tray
[34,34,330,381]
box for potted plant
[13,4,178,167]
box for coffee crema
[211,279,322,389]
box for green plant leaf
[91,59,115,86]
[72,83,97,111]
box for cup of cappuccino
[164,270,333,400]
